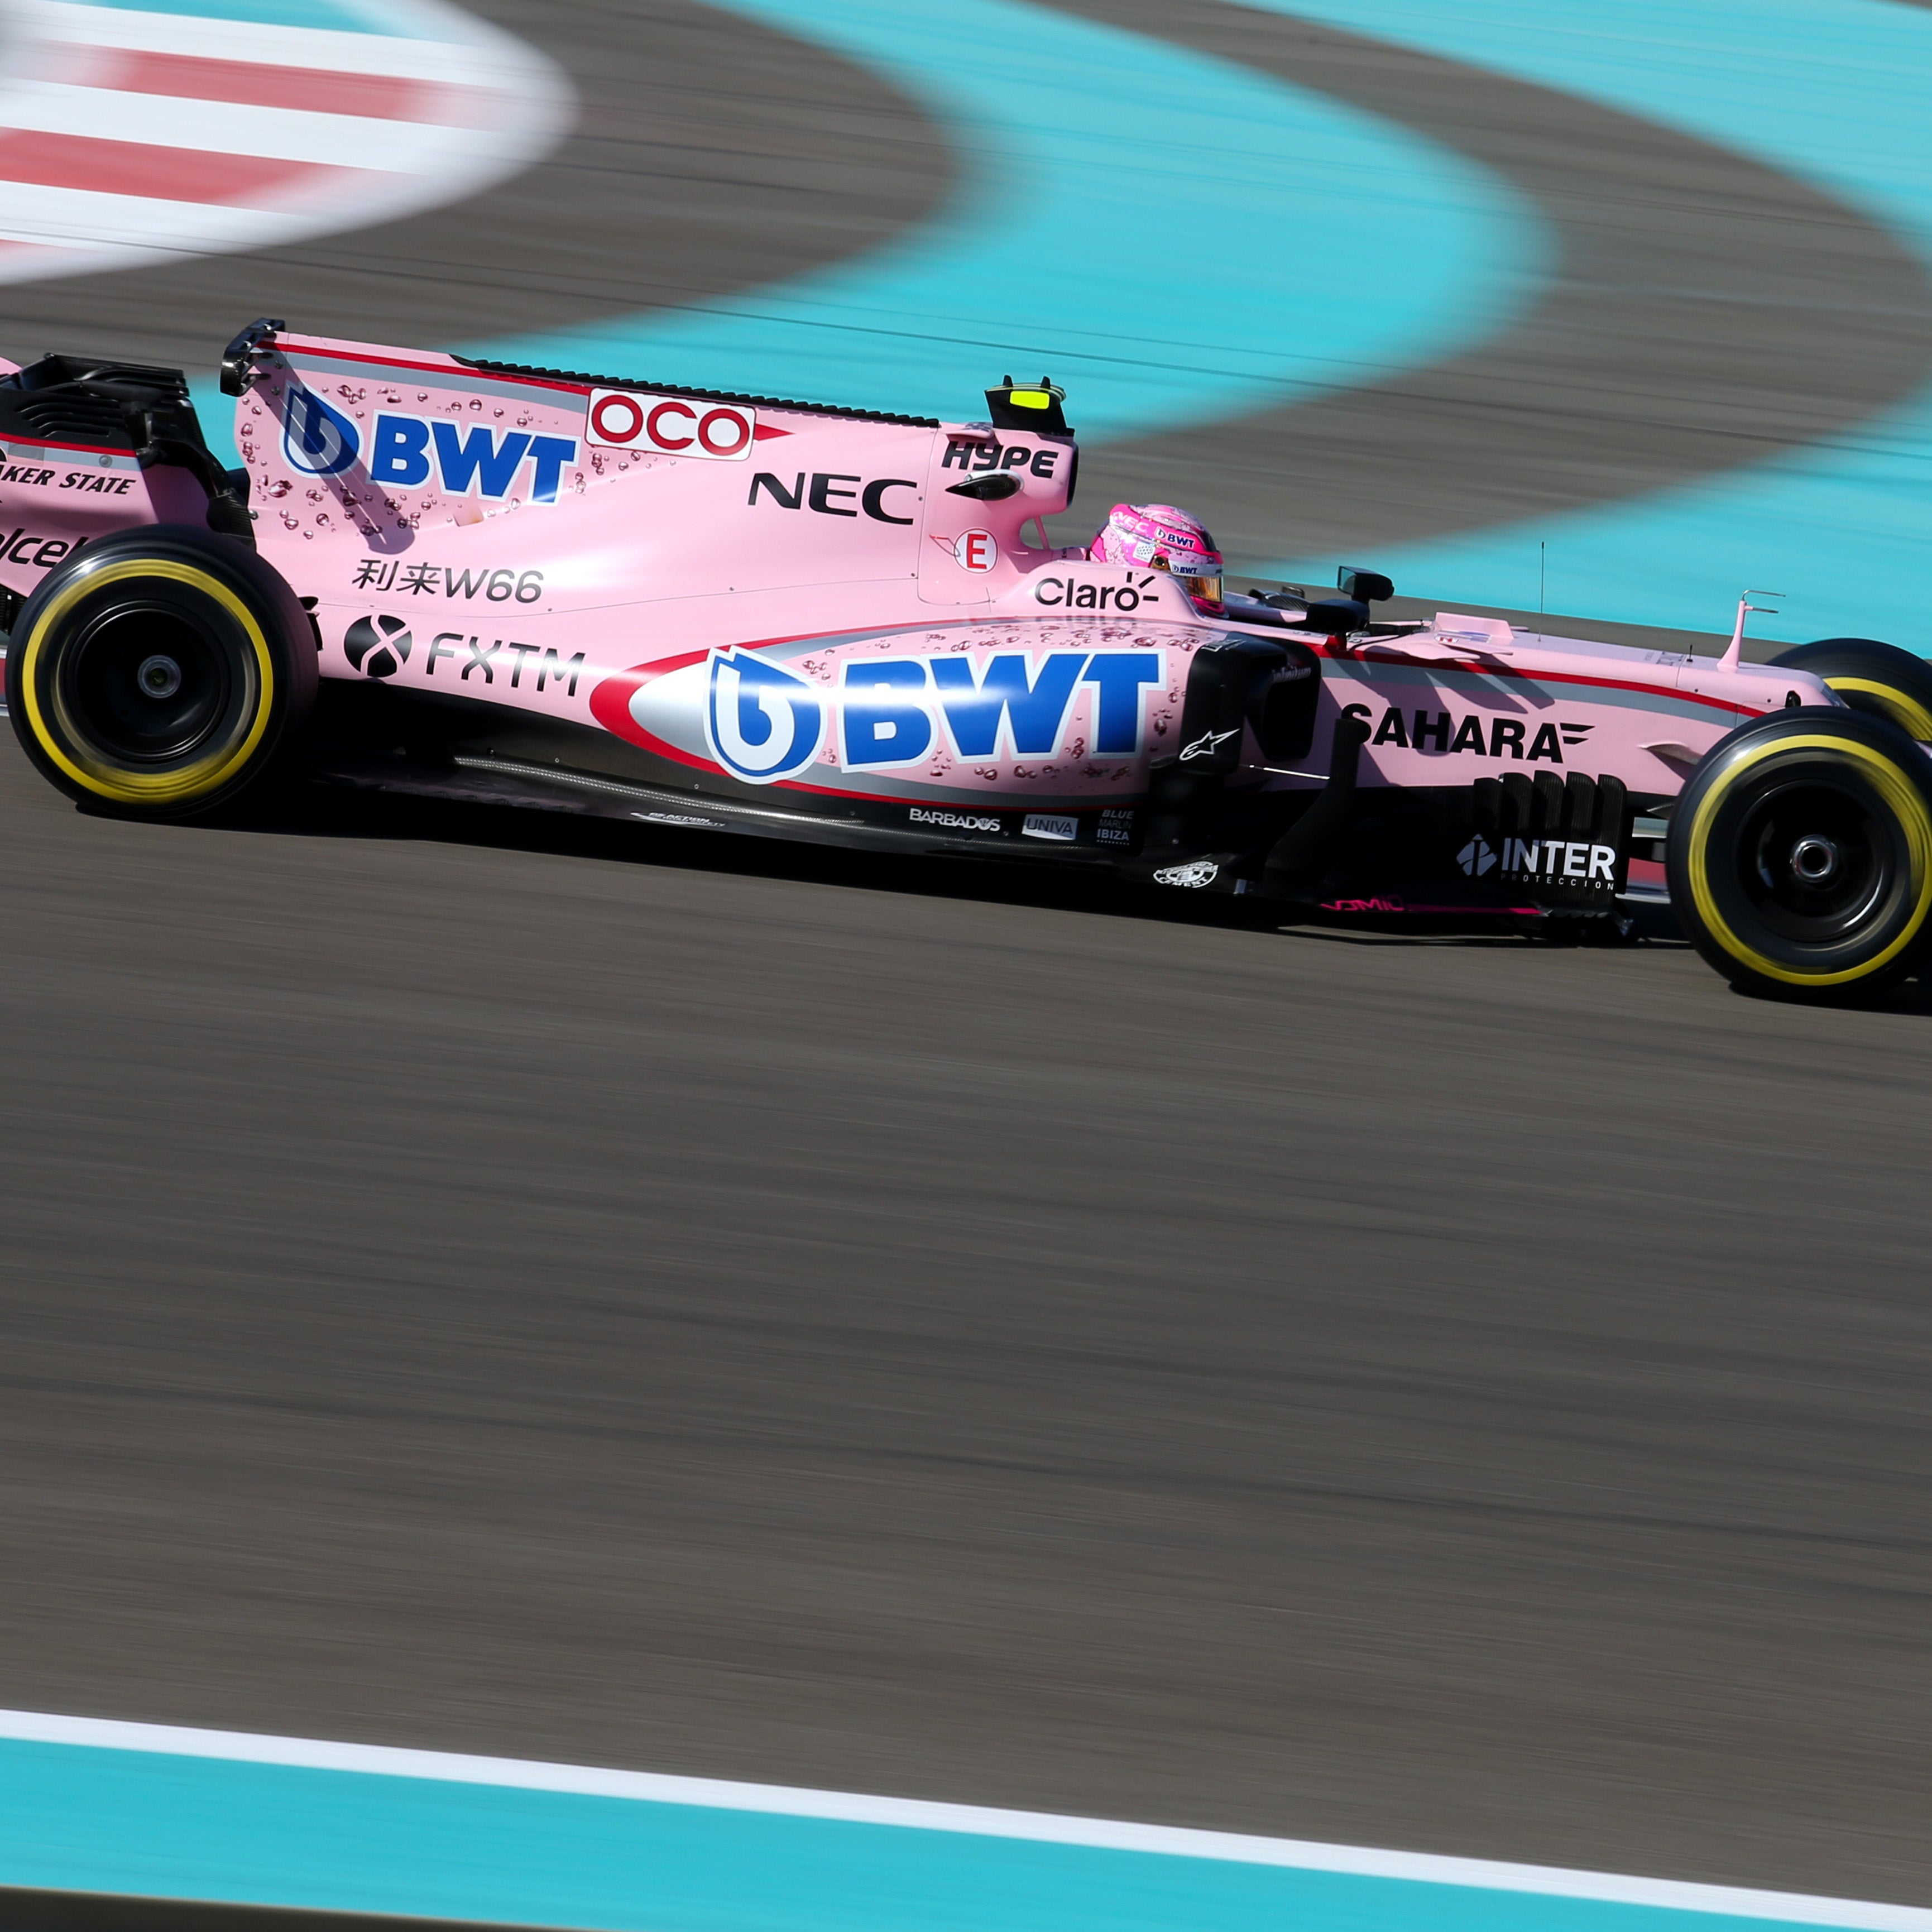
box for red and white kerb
[587,390,757,462]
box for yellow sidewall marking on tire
[1686,732,1932,986]
[1825,675,1932,744]
[18,558,276,806]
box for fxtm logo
[343,613,585,694]
[587,390,761,462]
[282,387,577,503]
[344,613,411,678]
[747,471,918,525]
[1345,703,1593,764]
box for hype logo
[282,387,359,477]
[705,647,823,783]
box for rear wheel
[1668,709,1932,1001]
[6,526,315,818]
[1770,637,1932,742]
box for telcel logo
[587,389,757,462]
[281,385,578,503]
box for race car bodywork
[8,321,1932,1000]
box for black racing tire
[5,525,315,819]
[1667,708,1932,1002]
[1770,637,1932,742]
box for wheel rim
[18,555,277,806]
[1686,735,1932,984]
[1737,778,1891,943]
[58,602,236,765]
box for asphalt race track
[1,0,1929,1914]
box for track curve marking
[475,0,1546,440]
[1244,0,1932,644]
[6,1712,1931,1932]
[0,0,569,285]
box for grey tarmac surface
[0,0,1929,1914]
[3,749,1930,1904]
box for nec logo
[282,389,577,504]
[747,471,918,525]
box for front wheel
[1770,636,1932,742]
[1668,709,1932,1001]
[6,525,315,819]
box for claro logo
[1033,572,1157,612]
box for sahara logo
[1345,702,1593,763]
[281,385,578,502]
[705,646,826,783]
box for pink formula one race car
[8,320,1932,1003]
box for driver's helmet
[1089,502,1223,608]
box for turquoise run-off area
[2,1735,1923,1932]
[478,0,1541,446]
[136,0,1932,644]
[1242,0,1932,644]
[186,0,1543,560]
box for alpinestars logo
[345,614,411,679]
[1180,726,1240,763]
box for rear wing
[0,351,250,604]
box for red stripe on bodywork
[0,128,374,204]
[1319,639,1756,717]
[79,49,490,124]
[290,343,586,392]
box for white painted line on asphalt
[0,83,507,169]
[2,1709,1927,1930]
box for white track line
[0,84,507,169]
[3,1710,1928,1929]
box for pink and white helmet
[1089,502,1224,605]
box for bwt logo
[282,388,578,503]
[701,645,1166,785]
[707,648,826,783]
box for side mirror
[1298,597,1369,635]
[946,472,1022,500]
[1337,566,1393,603]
